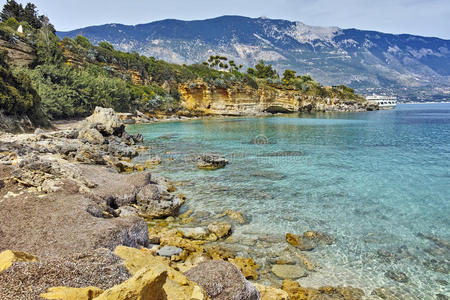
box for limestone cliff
[178,80,374,116]
[0,38,35,66]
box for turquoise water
[128,104,450,299]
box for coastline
[0,107,369,299]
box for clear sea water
[128,104,450,299]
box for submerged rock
[282,279,365,300]
[385,270,409,283]
[286,231,335,251]
[271,264,307,279]
[286,233,315,251]
[220,210,247,224]
[185,260,260,300]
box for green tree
[0,50,47,126]
[74,35,92,49]
[282,69,296,84]
[0,0,24,23]
[98,41,114,52]
[34,19,63,65]
[247,60,278,79]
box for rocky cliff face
[0,38,35,66]
[178,80,372,116]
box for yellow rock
[41,286,103,300]
[113,246,210,300]
[114,246,169,275]
[254,283,290,300]
[229,257,259,280]
[0,250,37,272]
[135,164,146,172]
[94,265,168,300]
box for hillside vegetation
[0,0,363,125]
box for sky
[3,0,450,39]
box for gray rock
[107,141,138,159]
[75,144,106,164]
[136,183,183,218]
[77,126,105,144]
[118,206,138,217]
[185,260,260,300]
[157,246,183,257]
[86,203,104,218]
[85,106,124,136]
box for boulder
[271,265,307,279]
[185,260,260,300]
[85,107,124,136]
[303,231,335,245]
[75,144,106,165]
[41,286,104,300]
[111,246,209,300]
[253,283,290,300]
[93,265,168,300]
[136,184,183,218]
[77,126,105,144]
[0,250,37,272]
[197,154,228,170]
[208,222,232,239]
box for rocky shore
[0,107,368,299]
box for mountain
[57,16,450,101]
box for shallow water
[128,104,450,299]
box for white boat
[366,95,397,109]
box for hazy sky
[4,0,450,39]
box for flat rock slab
[157,246,183,257]
[271,264,307,279]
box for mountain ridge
[57,15,450,101]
